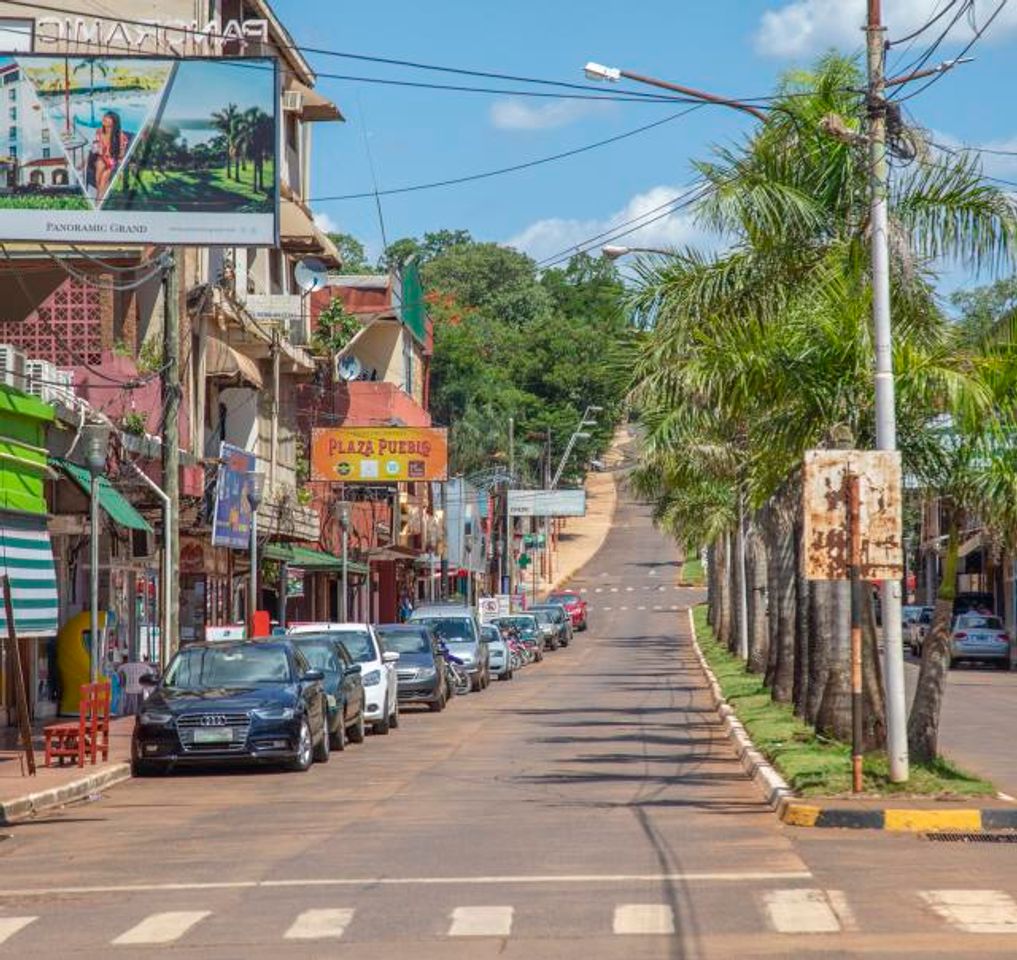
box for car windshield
[291,641,339,674]
[376,629,430,654]
[958,615,1004,630]
[549,594,578,604]
[322,630,375,663]
[416,618,474,643]
[532,610,554,625]
[482,628,501,643]
[920,611,933,623]
[495,617,538,633]
[532,607,562,621]
[164,645,291,687]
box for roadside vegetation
[692,606,993,797]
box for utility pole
[507,416,514,599]
[161,250,180,663]
[867,0,908,782]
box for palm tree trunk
[729,527,742,655]
[706,542,717,628]
[815,579,853,741]
[747,517,769,674]
[768,488,796,703]
[793,509,809,715]
[862,588,887,750]
[908,503,963,762]
[716,532,732,650]
[806,580,834,725]
[763,502,780,689]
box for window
[52,169,67,186]
[28,170,43,185]
[7,107,14,121]
[41,147,49,159]
[8,126,15,140]
[0,19,33,54]
[40,128,48,143]
[9,145,16,157]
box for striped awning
[0,512,58,637]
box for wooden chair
[42,682,111,768]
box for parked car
[492,614,544,662]
[288,623,400,734]
[950,613,1011,670]
[289,634,367,749]
[530,608,562,651]
[481,623,513,681]
[408,603,490,691]
[530,603,574,648]
[907,607,935,656]
[376,623,451,711]
[547,590,588,631]
[132,638,329,775]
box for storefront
[179,538,235,644]
[263,542,369,625]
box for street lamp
[601,244,673,260]
[82,422,110,684]
[246,470,265,633]
[336,501,352,621]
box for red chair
[43,682,111,768]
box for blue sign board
[211,442,257,550]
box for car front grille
[176,713,251,753]
[397,669,419,681]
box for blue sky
[274,0,1017,289]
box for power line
[888,0,973,90]
[888,0,966,46]
[311,105,704,203]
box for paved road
[4,493,1017,957]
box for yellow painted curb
[781,803,821,827]
[884,808,982,833]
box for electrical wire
[888,0,973,90]
[888,0,966,46]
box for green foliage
[121,411,148,436]
[327,232,377,274]
[311,298,362,355]
[137,338,163,375]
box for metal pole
[89,474,100,684]
[849,472,864,793]
[341,523,349,621]
[867,0,909,782]
[249,509,258,632]
[161,251,180,661]
[736,489,749,661]
[508,417,515,599]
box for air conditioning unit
[0,344,25,390]
[24,358,56,401]
[282,90,303,112]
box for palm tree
[211,103,241,180]
[628,53,1017,756]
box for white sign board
[478,597,500,624]
[205,624,247,642]
[507,489,587,517]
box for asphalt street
[2,492,1017,958]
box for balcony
[334,381,432,428]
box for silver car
[408,603,491,691]
[950,614,1011,670]
[481,624,513,681]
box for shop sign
[211,443,257,551]
[311,427,449,483]
[35,17,269,55]
[205,624,246,642]
[508,489,587,517]
[288,568,305,598]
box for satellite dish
[336,354,363,382]
[295,257,329,293]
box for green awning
[52,459,153,533]
[0,511,58,637]
[264,542,369,576]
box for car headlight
[417,666,437,679]
[362,669,382,686]
[252,706,296,720]
[139,711,173,726]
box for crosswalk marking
[448,906,514,937]
[763,889,841,933]
[0,917,36,944]
[638,606,646,611]
[284,908,355,940]
[825,890,859,932]
[613,904,675,935]
[603,606,613,611]
[920,890,1017,933]
[112,911,210,946]
[610,587,619,593]
[626,586,634,592]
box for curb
[686,608,1011,833]
[0,762,131,825]
[686,609,795,810]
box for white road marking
[653,605,662,611]
[0,871,813,898]
[610,587,619,593]
[448,906,514,937]
[613,904,675,935]
[920,890,1017,933]
[825,890,859,932]
[998,792,1016,802]
[112,911,211,946]
[626,586,634,592]
[763,889,841,934]
[603,606,613,611]
[594,587,603,593]
[620,606,628,611]
[0,917,36,944]
[284,908,355,941]
[638,606,646,611]
[648,570,657,577]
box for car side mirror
[345,664,363,675]
[139,673,159,687]
[301,669,325,682]
[382,651,400,664]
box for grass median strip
[691,605,994,798]
[680,558,705,587]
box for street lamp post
[337,501,352,621]
[246,471,265,634]
[601,244,673,260]
[83,423,110,684]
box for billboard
[311,427,449,483]
[0,55,277,245]
[211,443,257,550]
[508,489,587,517]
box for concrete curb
[686,609,795,811]
[0,762,131,825]
[686,607,1013,832]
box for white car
[288,623,400,734]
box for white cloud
[506,185,716,264]
[755,0,1017,58]
[931,128,1017,178]
[490,97,609,131]
[313,211,340,234]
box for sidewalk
[0,716,133,823]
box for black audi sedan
[375,624,450,712]
[131,638,330,775]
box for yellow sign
[311,427,449,483]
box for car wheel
[348,710,366,744]
[998,660,1011,672]
[289,718,314,772]
[331,715,347,751]
[549,637,559,651]
[373,711,391,736]
[131,757,162,777]
[313,720,331,764]
[389,699,400,729]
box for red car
[547,591,587,631]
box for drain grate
[924,832,1017,843]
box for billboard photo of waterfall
[0,55,277,245]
